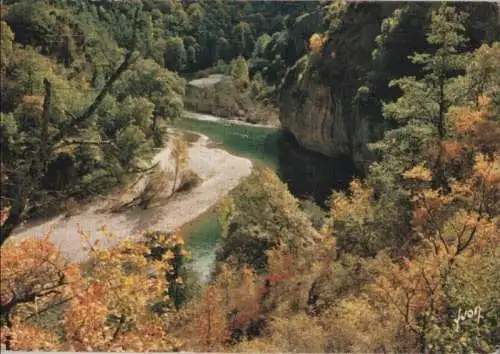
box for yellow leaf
[163,250,175,261]
[403,164,433,181]
[309,33,326,53]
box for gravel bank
[11,132,253,262]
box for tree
[113,96,155,138]
[192,285,228,351]
[230,56,250,88]
[233,21,253,57]
[170,136,189,197]
[252,33,271,58]
[325,179,394,257]
[1,230,189,351]
[0,5,143,246]
[216,167,322,272]
[0,236,77,345]
[0,20,14,77]
[226,267,261,340]
[380,4,469,189]
[164,36,187,72]
[114,58,185,145]
[359,6,498,259]
[115,124,150,171]
[145,230,192,310]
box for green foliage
[0,20,15,74]
[249,72,265,100]
[298,197,326,231]
[115,58,185,146]
[216,167,319,272]
[230,56,249,88]
[116,125,151,171]
[252,33,271,59]
[165,36,187,72]
[383,5,469,126]
[116,58,185,119]
[144,230,194,310]
[0,0,188,235]
[369,5,469,198]
[233,21,253,57]
[118,96,155,133]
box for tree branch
[24,297,72,321]
[128,161,160,174]
[70,6,141,128]
[52,6,142,143]
[56,138,112,148]
[0,6,143,247]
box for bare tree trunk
[39,78,52,174]
[171,161,179,197]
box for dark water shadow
[277,131,362,208]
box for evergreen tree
[379,5,469,189]
[164,36,187,72]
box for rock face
[278,4,390,173]
[279,55,374,172]
[278,2,499,172]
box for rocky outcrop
[279,54,374,172]
[279,2,499,172]
[185,76,280,126]
[278,3,392,173]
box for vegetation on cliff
[279,1,499,172]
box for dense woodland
[1,1,500,353]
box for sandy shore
[184,110,280,129]
[187,74,229,89]
[11,131,253,262]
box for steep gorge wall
[279,2,500,172]
[279,3,395,172]
[279,54,372,172]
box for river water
[173,113,359,280]
[172,115,281,280]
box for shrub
[176,169,202,193]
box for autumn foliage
[1,231,188,351]
[1,4,500,353]
[1,93,499,354]
[309,33,327,53]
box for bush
[299,197,326,230]
[129,168,171,211]
[193,60,229,79]
[176,169,202,193]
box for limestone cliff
[278,2,499,172]
[279,55,372,171]
[278,3,392,172]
